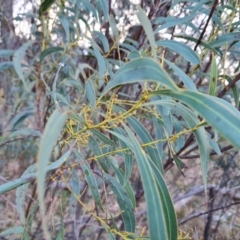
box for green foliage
[1,0,240,239]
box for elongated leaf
[13,41,32,90]
[107,126,175,239]
[59,15,70,42]
[147,156,178,240]
[0,226,24,237]
[46,151,72,171]
[100,0,109,24]
[154,1,207,33]
[128,50,141,60]
[92,30,109,53]
[106,129,133,147]
[60,78,82,89]
[0,50,15,57]
[143,99,210,190]
[80,0,98,21]
[101,58,179,98]
[40,47,64,62]
[172,154,186,175]
[48,92,71,108]
[208,137,221,155]
[165,59,197,91]
[85,78,96,109]
[129,116,163,174]
[103,173,135,232]
[114,106,163,173]
[137,6,156,59]
[154,14,196,32]
[69,169,80,214]
[109,160,136,208]
[174,35,221,56]
[188,22,201,34]
[154,89,240,150]
[88,135,108,172]
[188,0,218,15]
[10,110,35,130]
[16,164,36,225]
[9,129,41,138]
[153,118,164,161]
[173,118,185,152]
[22,202,38,240]
[73,149,103,210]
[0,61,14,71]
[120,43,136,52]
[201,12,223,30]
[90,129,115,146]
[209,54,218,96]
[109,15,118,40]
[184,3,223,30]
[153,96,172,137]
[209,32,240,48]
[0,151,71,195]
[113,128,133,181]
[37,109,68,240]
[0,175,35,196]
[156,40,200,65]
[124,37,138,48]
[89,41,106,77]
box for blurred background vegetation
[1,0,240,239]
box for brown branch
[194,0,218,51]
[164,145,233,171]
[204,187,215,240]
[186,0,218,74]
[179,145,233,159]
[179,200,240,225]
[217,72,240,98]
[0,135,39,148]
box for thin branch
[179,145,233,159]
[218,72,240,98]
[194,0,218,51]
[204,187,215,240]
[0,135,39,148]
[186,0,218,74]
[179,201,240,225]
